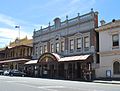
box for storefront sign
[39,53,57,62]
[106,70,111,77]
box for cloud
[0,14,17,27]
[0,28,31,40]
[0,13,49,47]
[0,0,96,48]
[0,13,35,47]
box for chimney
[112,19,116,22]
[100,20,106,26]
[54,17,61,29]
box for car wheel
[10,74,13,76]
[22,75,24,77]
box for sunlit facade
[27,10,99,80]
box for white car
[4,70,11,76]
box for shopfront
[25,53,94,80]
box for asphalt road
[0,76,120,91]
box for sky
[0,0,119,47]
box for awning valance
[0,58,30,64]
[58,55,90,62]
[25,60,38,64]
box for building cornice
[97,50,120,56]
[95,20,120,32]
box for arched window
[113,61,120,74]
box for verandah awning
[58,55,90,62]
[25,60,38,64]
[25,54,90,65]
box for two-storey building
[27,9,99,80]
[0,37,33,71]
[96,19,120,79]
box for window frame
[84,36,90,48]
[40,46,43,54]
[112,34,119,48]
[61,41,65,52]
[51,44,54,53]
[56,42,60,53]
[70,39,74,52]
[77,38,82,50]
[44,45,47,53]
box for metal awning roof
[0,58,30,64]
[58,55,90,62]
[25,60,38,64]
[22,54,90,65]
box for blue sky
[0,0,120,47]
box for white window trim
[83,32,90,52]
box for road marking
[38,86,64,88]
[6,81,27,83]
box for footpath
[93,80,120,85]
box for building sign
[38,53,57,63]
[106,70,111,78]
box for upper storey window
[51,44,54,53]
[56,43,60,53]
[70,39,74,52]
[84,36,89,48]
[77,38,82,50]
[61,42,65,52]
[40,46,43,55]
[44,45,47,53]
[112,34,119,47]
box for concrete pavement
[0,76,120,91]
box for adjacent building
[96,19,120,79]
[0,37,33,71]
[27,9,99,80]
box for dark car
[9,70,26,77]
[0,70,4,75]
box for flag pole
[15,25,20,45]
[18,26,20,46]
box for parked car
[4,70,11,76]
[0,70,4,75]
[9,70,26,77]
